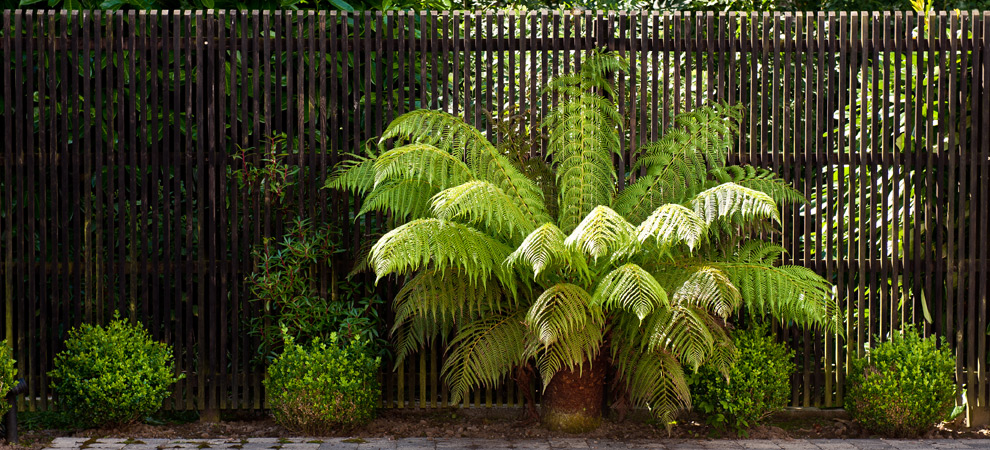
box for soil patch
[3,407,988,448]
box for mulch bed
[2,407,988,450]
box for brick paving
[44,437,990,450]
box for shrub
[0,341,16,417]
[48,314,183,428]
[846,327,956,437]
[264,333,380,433]
[689,325,794,432]
[246,217,385,363]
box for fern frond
[374,143,475,189]
[391,270,504,330]
[357,179,439,221]
[668,266,742,319]
[528,322,604,389]
[689,182,780,225]
[591,263,669,320]
[505,223,581,279]
[713,260,840,332]
[611,342,691,429]
[324,152,378,197]
[525,283,601,347]
[380,110,550,225]
[369,219,513,288]
[544,91,622,232]
[716,165,807,205]
[646,305,718,371]
[635,204,708,252]
[393,314,455,369]
[442,312,528,405]
[615,105,741,223]
[431,180,536,240]
[564,206,636,260]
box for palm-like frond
[611,342,691,429]
[716,165,807,206]
[564,205,636,260]
[525,283,601,347]
[374,143,475,189]
[431,180,536,240]
[668,265,742,319]
[380,110,550,225]
[689,182,781,225]
[646,305,720,371]
[391,270,504,329]
[442,312,528,405]
[715,261,839,332]
[635,204,708,252]
[369,219,513,288]
[324,152,377,196]
[393,314,456,369]
[528,322,604,389]
[591,263,669,320]
[543,52,624,233]
[505,223,578,279]
[356,179,439,221]
[614,104,742,223]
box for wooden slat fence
[0,10,988,422]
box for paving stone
[51,438,91,447]
[805,442,857,450]
[699,441,745,449]
[932,442,979,449]
[549,438,589,449]
[281,444,321,450]
[237,443,280,450]
[841,441,892,449]
[738,442,782,450]
[507,441,552,450]
[586,440,629,449]
[619,440,667,450]
[121,445,162,450]
[246,439,281,445]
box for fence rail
[1,9,988,422]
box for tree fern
[329,51,837,429]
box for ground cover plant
[688,325,794,434]
[328,50,839,432]
[48,314,182,428]
[846,326,958,437]
[264,333,381,433]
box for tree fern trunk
[540,352,606,432]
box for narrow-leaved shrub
[264,333,380,433]
[0,341,16,417]
[846,327,956,437]
[689,325,794,432]
[48,314,183,428]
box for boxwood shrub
[689,325,794,433]
[264,333,380,433]
[48,315,182,428]
[0,341,16,417]
[846,327,957,437]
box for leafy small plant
[48,314,183,428]
[264,332,381,433]
[0,340,16,417]
[246,217,385,362]
[688,325,794,433]
[846,326,957,437]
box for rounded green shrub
[846,327,956,437]
[48,315,183,428]
[689,325,794,432]
[264,333,380,433]
[0,341,17,417]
